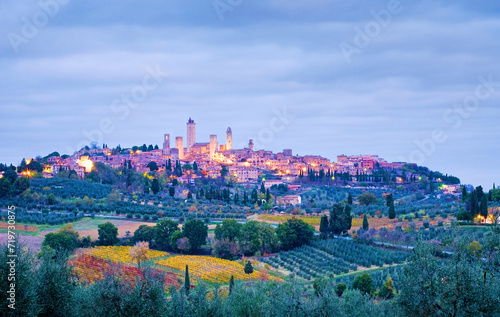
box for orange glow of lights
[77,156,94,173]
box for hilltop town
[11,118,461,197]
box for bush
[352,273,374,295]
[335,282,347,297]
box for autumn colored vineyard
[69,254,182,289]
[88,246,170,264]
[156,255,264,283]
[258,214,322,226]
[69,246,278,288]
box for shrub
[335,282,347,297]
[352,273,374,295]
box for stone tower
[226,127,232,151]
[209,135,217,159]
[248,139,254,151]
[162,134,170,155]
[187,117,196,154]
[176,136,184,160]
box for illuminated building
[209,135,217,159]
[176,137,184,160]
[77,156,93,173]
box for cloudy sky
[1,0,499,189]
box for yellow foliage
[89,246,169,265]
[467,241,482,256]
[156,255,263,283]
[130,242,150,267]
[259,215,322,226]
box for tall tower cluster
[187,117,196,153]
[163,117,250,161]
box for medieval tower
[176,136,184,160]
[187,117,196,154]
[226,127,232,150]
[162,134,170,155]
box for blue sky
[0,0,499,189]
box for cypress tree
[329,204,341,235]
[151,178,160,195]
[260,183,266,194]
[386,194,394,207]
[388,202,396,219]
[480,195,488,219]
[319,215,329,239]
[244,261,254,274]
[347,193,353,205]
[265,189,271,202]
[342,205,352,234]
[184,265,190,296]
[229,275,235,294]
[362,214,369,230]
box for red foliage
[68,254,181,289]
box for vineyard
[260,239,409,280]
[69,246,274,288]
[69,254,182,289]
[257,214,322,226]
[155,255,265,283]
[88,246,170,264]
